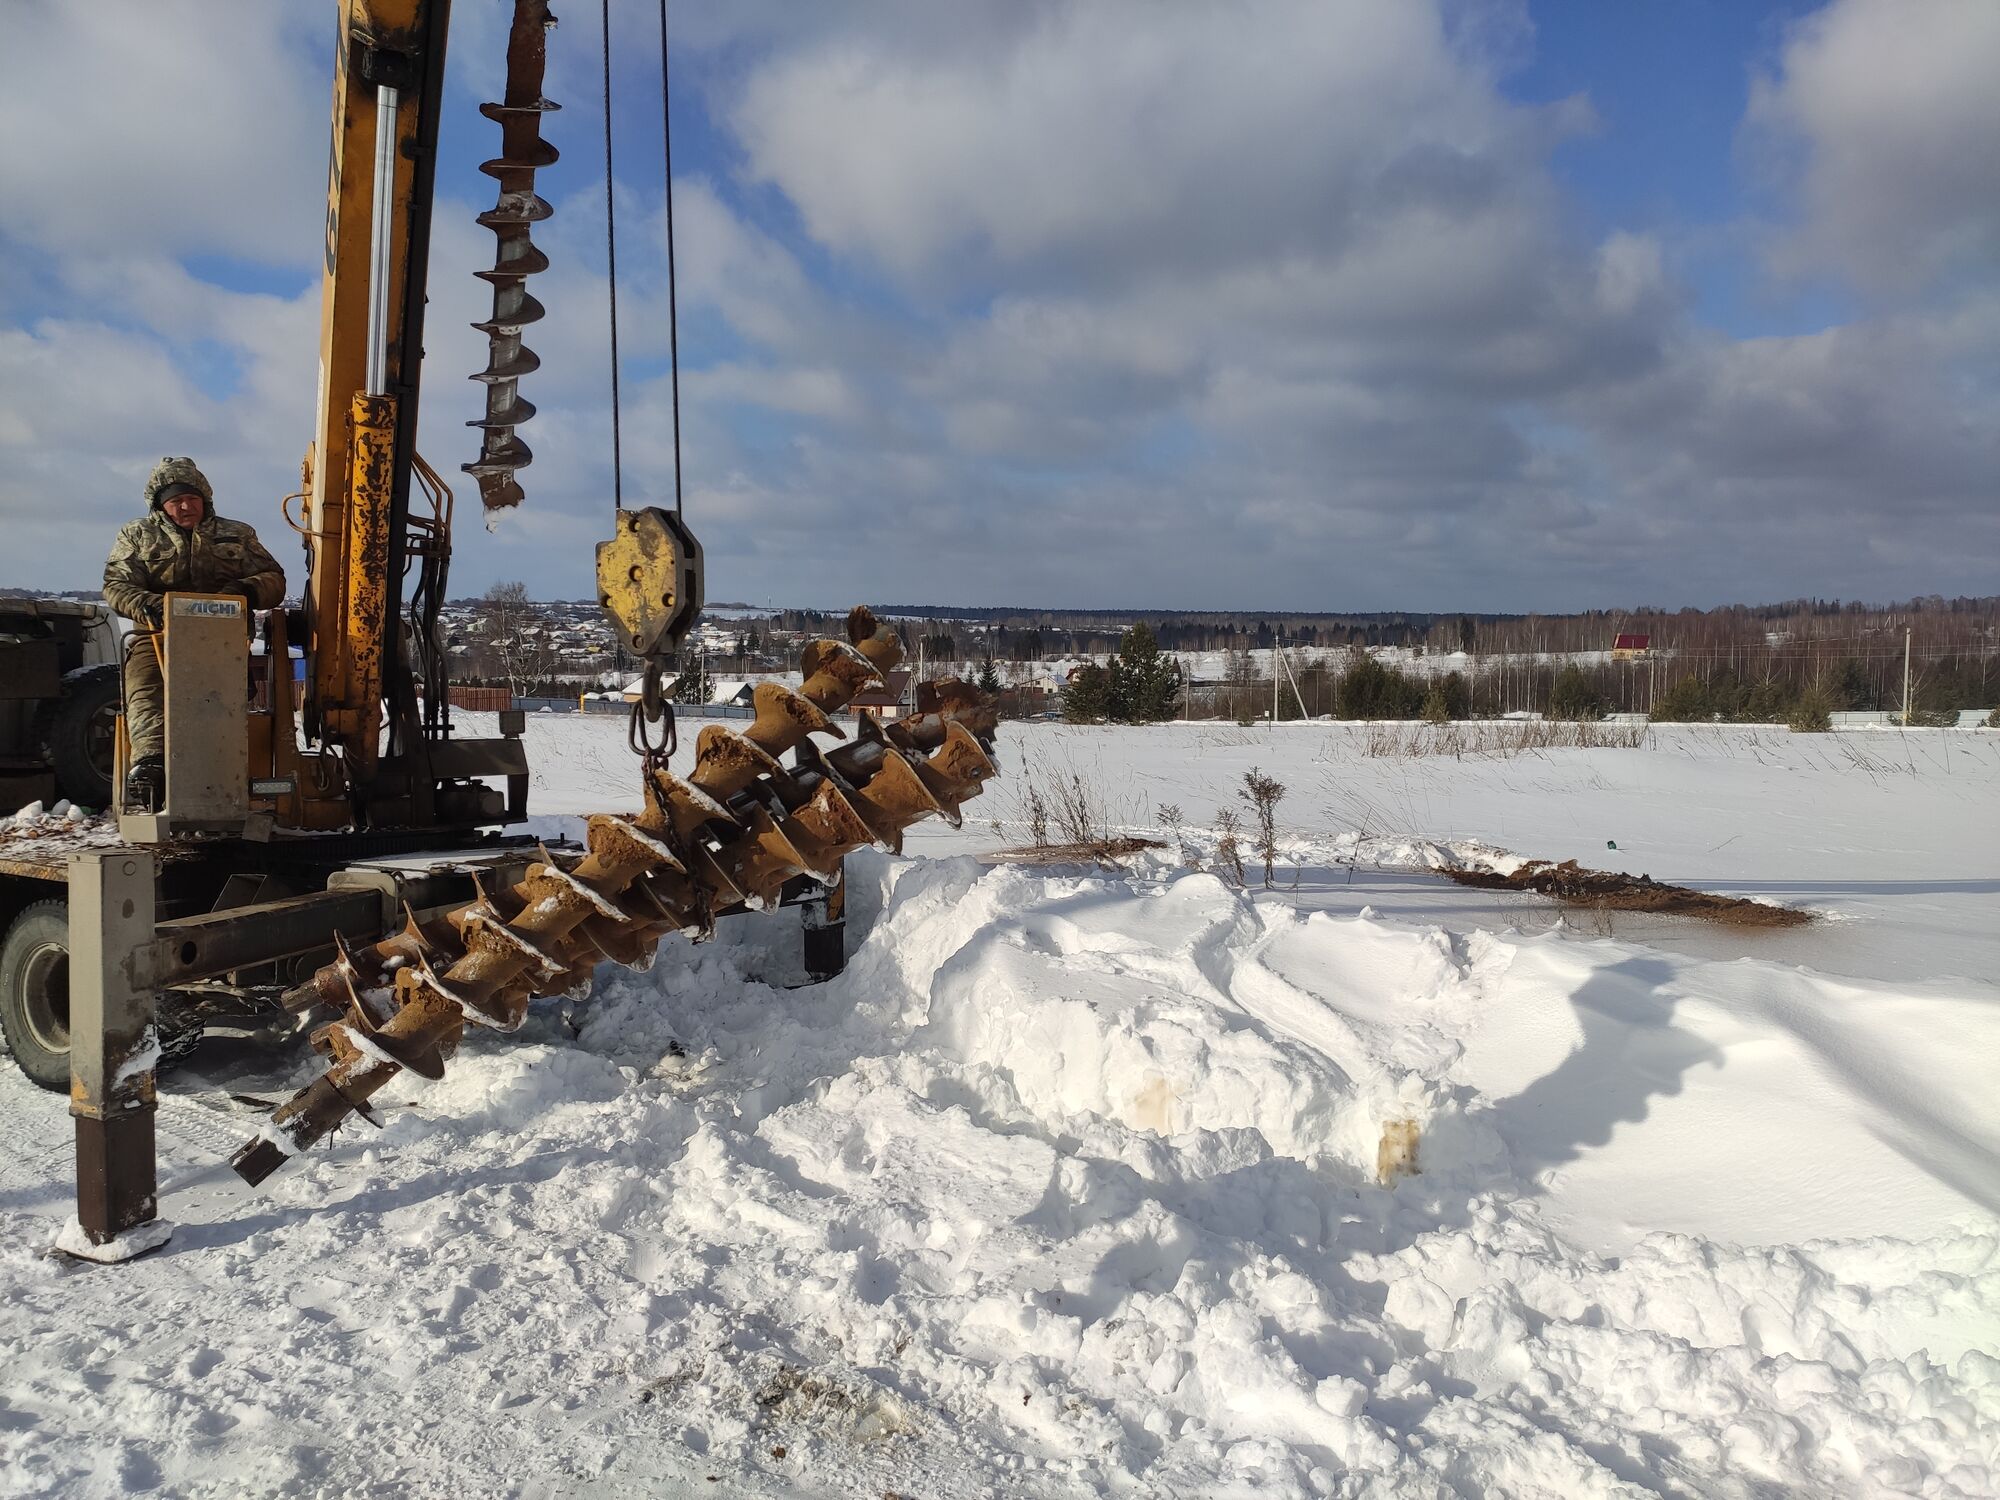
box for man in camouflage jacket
[103,457,286,806]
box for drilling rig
[0,0,995,1244]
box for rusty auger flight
[232,610,999,1186]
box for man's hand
[140,595,164,630]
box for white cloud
[2,0,1996,613]
[1747,0,2000,294]
[0,2,329,263]
[0,300,318,584]
[731,0,1539,283]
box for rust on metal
[74,1113,162,1243]
[465,0,559,512]
[66,850,169,1256]
[232,608,1001,1187]
[337,391,397,776]
[596,507,705,660]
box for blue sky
[2,0,1995,611]
[1517,0,1846,334]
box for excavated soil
[1443,859,1813,927]
[984,837,1167,867]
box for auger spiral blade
[465,0,559,514]
[231,610,1002,1190]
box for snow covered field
[2,718,1996,1497]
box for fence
[1831,710,1994,729]
[446,685,513,712]
[513,695,760,721]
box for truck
[0,0,996,1235]
[0,597,122,812]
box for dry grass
[1361,719,1651,759]
[1001,745,1148,848]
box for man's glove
[140,596,164,630]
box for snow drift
[1,718,1997,1497]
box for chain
[627,658,676,765]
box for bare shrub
[1051,769,1100,845]
[1023,785,1050,846]
[1239,767,1286,887]
[1213,809,1246,886]
[1159,803,1199,869]
[1008,747,1146,851]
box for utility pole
[1902,625,1912,726]
[1274,639,1310,721]
[1271,630,1280,725]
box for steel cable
[659,0,683,515]
[600,0,624,510]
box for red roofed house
[849,670,912,721]
[1610,632,1651,660]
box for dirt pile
[1444,859,1812,927]
[984,836,1166,867]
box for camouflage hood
[145,456,214,519]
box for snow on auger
[231,610,998,1185]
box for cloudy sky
[2,0,1995,611]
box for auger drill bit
[232,609,999,1187]
[465,0,558,513]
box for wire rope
[659,0,684,515]
[600,0,624,510]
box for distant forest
[762,596,2000,721]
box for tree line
[1061,634,1997,725]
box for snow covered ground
[2,718,1996,1497]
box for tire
[39,663,121,809]
[0,900,73,1091]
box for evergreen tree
[1829,658,1876,709]
[1062,664,1114,723]
[977,657,1001,694]
[1437,671,1471,720]
[1336,656,1424,719]
[1788,681,1833,732]
[1107,623,1180,723]
[1649,675,1713,723]
[1548,664,1604,721]
[1740,679,1792,723]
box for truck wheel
[0,901,73,1091]
[39,663,121,810]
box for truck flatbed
[0,816,142,884]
